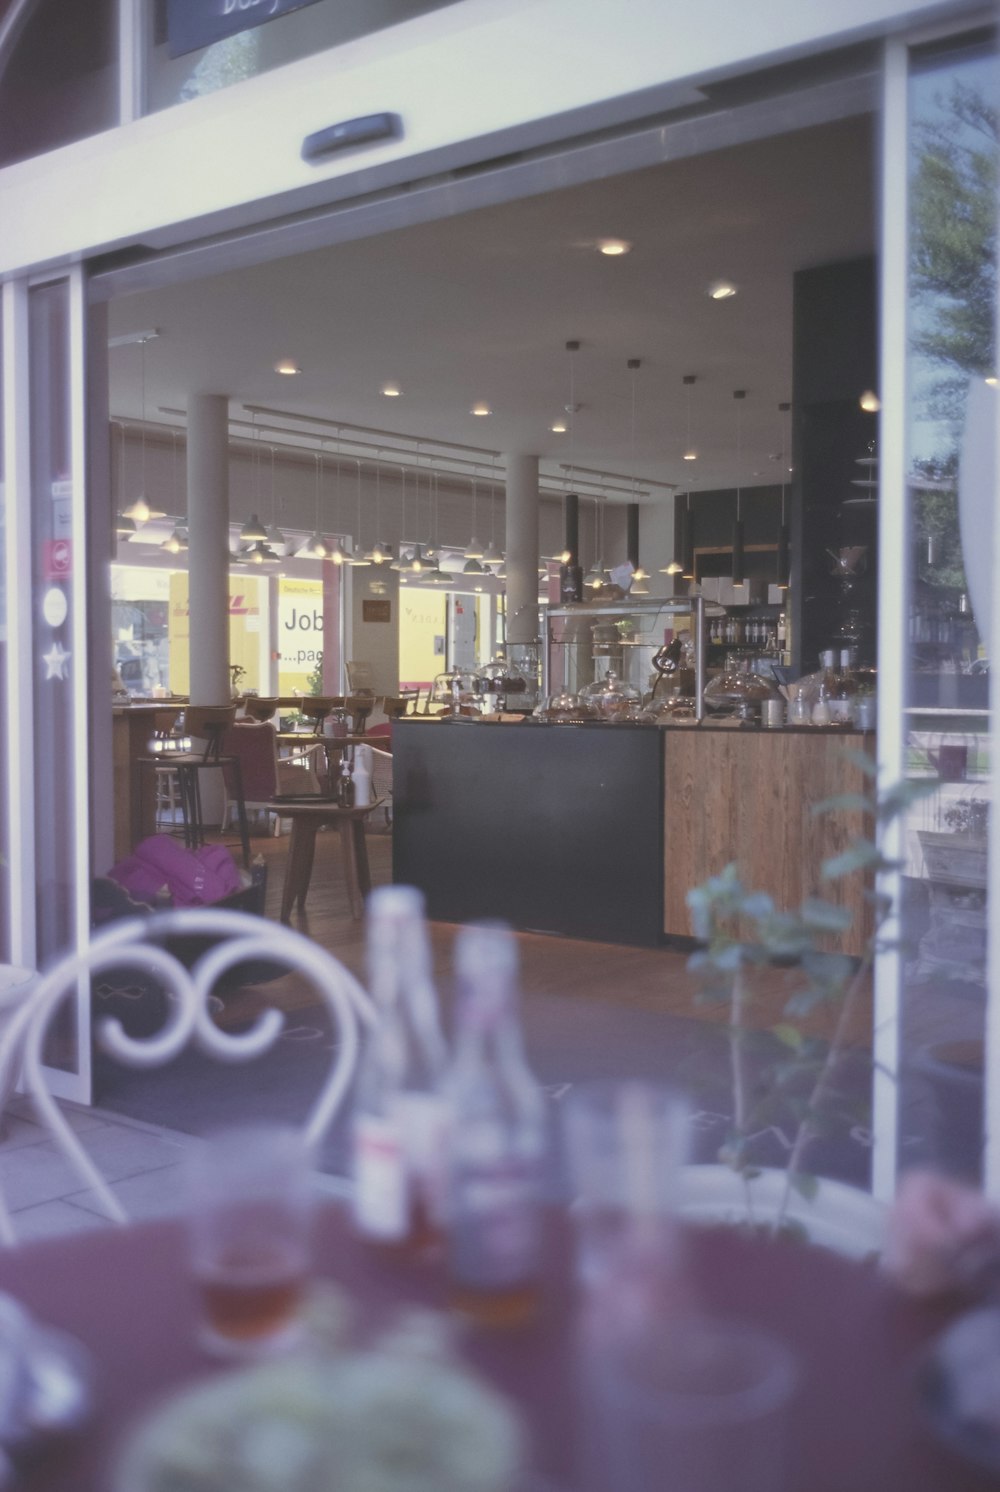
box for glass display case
[542,597,717,720]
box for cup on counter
[562,1080,691,1288]
[184,1122,315,1359]
[763,698,785,729]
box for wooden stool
[138,705,251,868]
[278,799,384,921]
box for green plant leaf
[810,793,874,817]
[822,841,883,879]
[799,897,855,932]
[877,777,942,818]
[739,891,775,919]
[839,748,879,779]
[791,1171,820,1202]
[772,1023,805,1051]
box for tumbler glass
[184,1122,314,1358]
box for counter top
[396,716,871,736]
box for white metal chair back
[0,908,375,1243]
[369,747,393,827]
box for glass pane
[29,278,78,1071]
[0,296,8,961]
[899,31,998,1179]
[146,0,461,114]
[0,0,117,169]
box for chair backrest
[369,747,393,803]
[240,696,280,722]
[0,908,375,1243]
[220,720,281,801]
[346,694,374,735]
[300,696,346,733]
[346,661,376,694]
[184,703,239,760]
[380,696,411,720]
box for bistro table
[0,1204,995,1492]
[276,796,385,920]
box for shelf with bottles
[708,612,787,653]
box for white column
[187,392,230,704]
[504,453,539,645]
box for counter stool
[139,704,251,868]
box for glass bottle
[350,886,449,1258]
[339,752,355,807]
[831,648,859,723]
[445,921,546,1328]
[810,649,837,725]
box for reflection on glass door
[0,293,8,961]
[896,30,997,1184]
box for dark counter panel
[392,721,664,945]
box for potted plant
[915,796,988,982]
[682,757,936,1256]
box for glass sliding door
[1,269,93,1101]
[876,25,998,1195]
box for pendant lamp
[583,500,605,587]
[682,374,698,462]
[122,337,165,523]
[347,459,371,565]
[731,390,746,589]
[266,446,287,554]
[297,451,330,558]
[464,476,485,558]
[681,492,695,581]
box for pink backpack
[108,836,243,908]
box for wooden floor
[214,820,873,1052]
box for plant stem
[776,947,873,1230]
[729,965,757,1227]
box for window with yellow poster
[167,574,265,695]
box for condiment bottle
[445,921,546,1328]
[350,886,449,1259]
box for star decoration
[42,642,71,680]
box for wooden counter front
[663,727,874,956]
[112,705,182,863]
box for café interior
[0,6,997,1489]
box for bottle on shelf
[350,885,450,1259]
[445,921,546,1328]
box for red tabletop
[0,1206,994,1492]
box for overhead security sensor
[301,113,402,163]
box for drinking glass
[580,1315,797,1492]
[562,1079,691,1288]
[184,1122,314,1358]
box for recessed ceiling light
[985,375,998,387]
[859,389,881,412]
[274,359,300,375]
[597,238,632,256]
[381,383,401,397]
[551,421,567,433]
[471,403,491,417]
[707,280,738,300]
[683,449,697,461]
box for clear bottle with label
[831,648,859,723]
[445,921,546,1328]
[351,886,450,1259]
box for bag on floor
[107,836,242,908]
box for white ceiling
[107,111,875,503]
